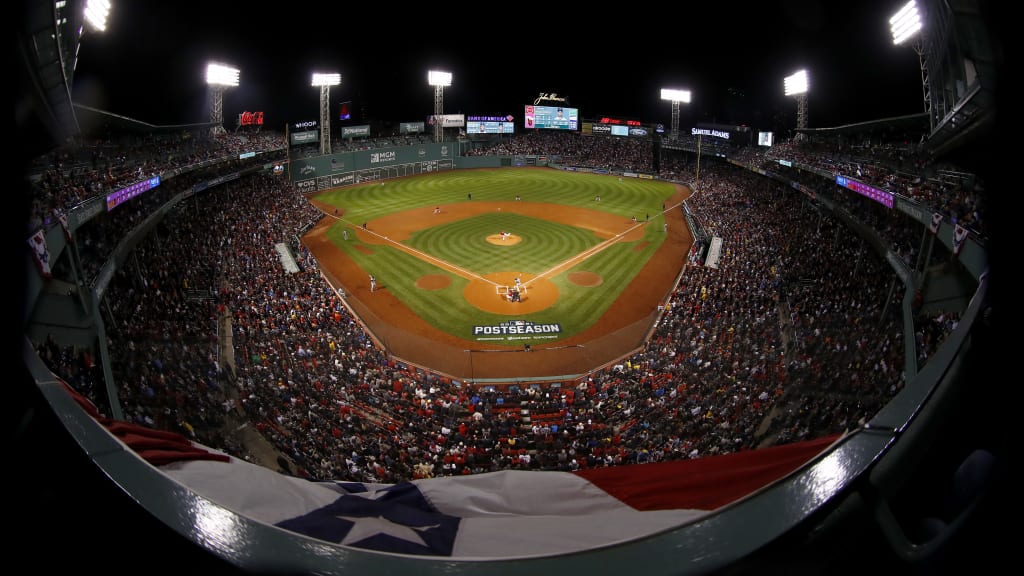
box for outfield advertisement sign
[431,114,465,128]
[291,130,318,145]
[473,320,562,341]
[400,122,425,134]
[290,143,455,181]
[331,173,355,187]
[341,125,371,138]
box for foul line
[320,202,680,289]
[525,203,680,289]
[323,211,500,287]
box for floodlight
[660,89,691,103]
[659,88,691,141]
[890,0,922,45]
[312,73,341,155]
[312,73,341,87]
[84,0,111,32]
[784,70,808,96]
[428,71,452,142]
[206,63,240,87]
[783,70,809,138]
[888,0,930,126]
[206,63,239,135]
[428,71,452,87]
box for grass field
[312,168,678,344]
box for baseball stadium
[16,1,1007,575]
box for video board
[466,115,516,134]
[524,105,578,130]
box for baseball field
[303,167,693,382]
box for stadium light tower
[784,69,809,140]
[660,89,691,141]
[206,63,240,135]
[428,70,452,143]
[890,0,931,128]
[312,73,341,155]
[83,0,112,32]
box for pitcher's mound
[486,234,521,245]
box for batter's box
[496,285,527,302]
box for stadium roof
[797,112,930,138]
[74,103,217,135]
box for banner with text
[400,122,425,134]
[430,114,465,128]
[341,125,371,138]
[473,320,562,341]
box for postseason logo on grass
[473,320,562,341]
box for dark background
[71,0,926,132]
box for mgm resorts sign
[472,320,562,341]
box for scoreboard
[524,105,578,130]
[466,115,516,134]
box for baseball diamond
[302,167,693,382]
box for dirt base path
[303,185,692,381]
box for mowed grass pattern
[407,213,602,274]
[316,169,668,220]
[316,168,677,343]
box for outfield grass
[317,168,677,344]
[315,169,672,220]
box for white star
[337,515,441,548]
[362,488,393,500]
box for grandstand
[16,1,1008,575]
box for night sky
[72,1,928,134]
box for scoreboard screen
[524,105,578,130]
[466,115,516,134]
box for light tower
[659,88,691,141]
[784,70,809,140]
[312,73,341,155]
[83,0,111,31]
[428,70,452,143]
[206,63,240,135]
[890,0,930,128]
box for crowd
[733,138,986,237]
[72,157,279,284]
[25,130,286,234]
[33,130,967,485]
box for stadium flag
[161,434,840,559]
[929,212,943,235]
[952,224,969,256]
[58,370,842,559]
[28,228,52,278]
[57,211,74,243]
